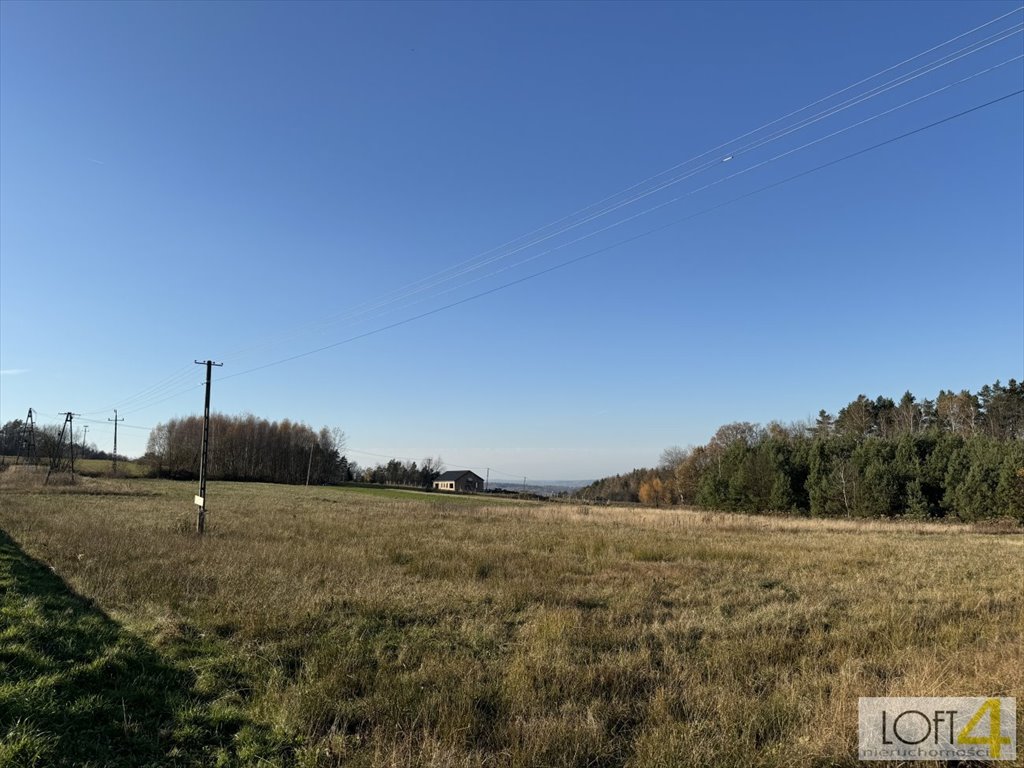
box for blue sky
[1,0,1022,481]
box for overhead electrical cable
[333,54,1024,319]
[73,8,1023,417]
[76,416,154,431]
[211,11,1024,366]
[211,89,1022,383]
[97,75,1024,420]
[219,55,1024,354]
[79,365,197,415]
[118,383,205,416]
[274,16,1024,326]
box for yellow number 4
[957,699,1011,758]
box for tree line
[144,414,349,485]
[576,380,1024,521]
[0,419,118,464]
[143,414,448,489]
[356,458,445,488]
[4,410,452,490]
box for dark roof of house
[436,470,483,482]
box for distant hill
[572,469,664,503]
[487,480,592,497]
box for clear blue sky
[1,1,1022,481]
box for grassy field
[0,474,1020,767]
[70,458,150,478]
[0,458,150,478]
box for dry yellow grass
[0,474,1021,766]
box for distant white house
[433,470,484,493]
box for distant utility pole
[66,413,79,475]
[194,360,222,535]
[47,412,80,483]
[16,408,37,465]
[485,467,490,492]
[81,425,89,454]
[108,410,124,474]
[305,440,316,487]
[522,476,527,494]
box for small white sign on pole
[194,495,204,506]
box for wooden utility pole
[108,410,124,475]
[81,425,89,455]
[68,414,79,475]
[194,360,223,534]
[305,441,315,486]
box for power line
[678,55,1024,203]
[32,84,1023,435]
[214,89,1022,383]
[527,7,1022,232]
[118,382,204,416]
[209,11,1024,367]
[282,52,1021,332]
[209,44,1022,381]
[706,23,1023,169]
[67,9,1023,420]
[76,415,154,431]
[80,365,197,415]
